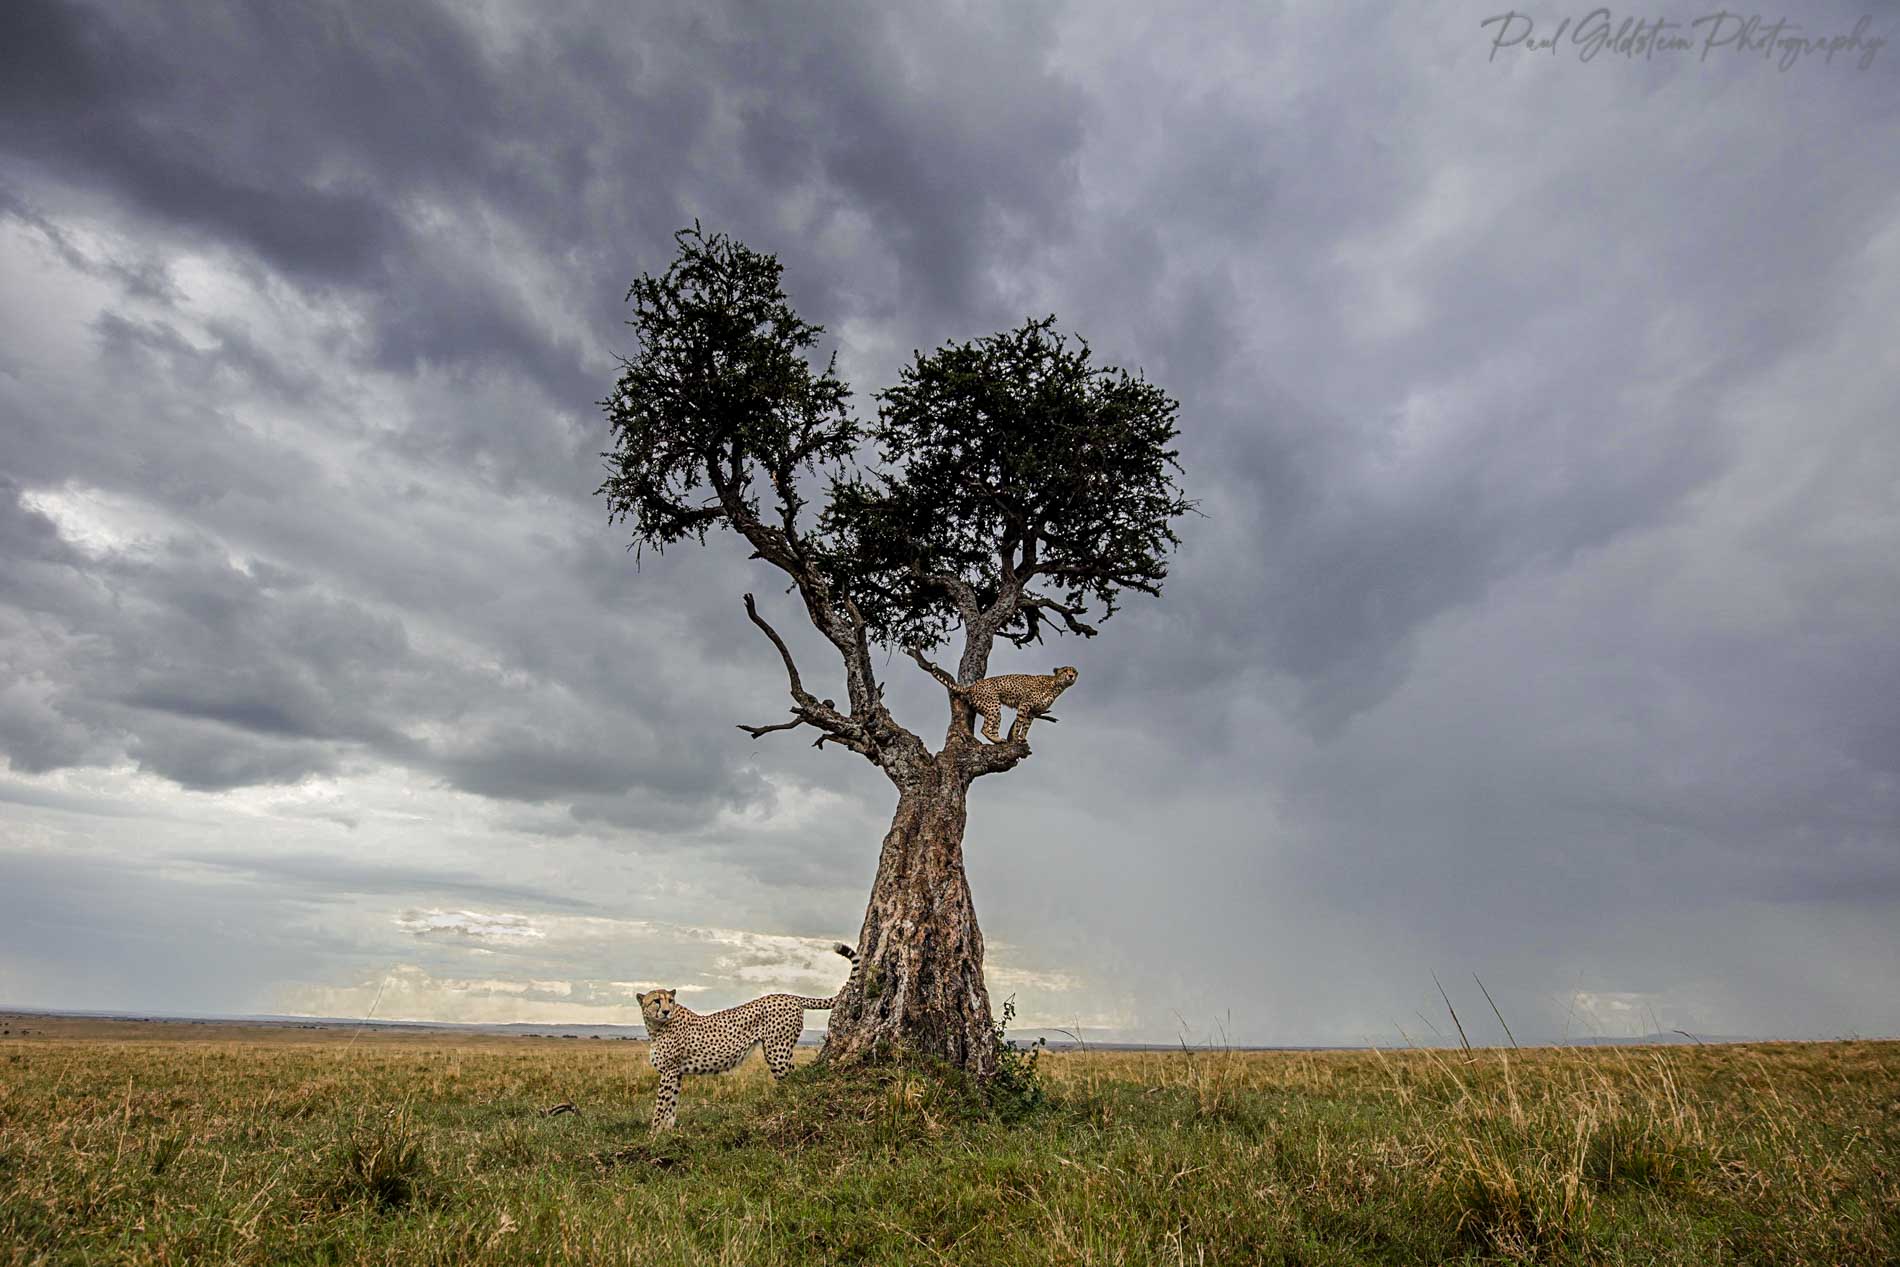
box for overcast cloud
[2,0,1896,1044]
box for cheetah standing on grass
[637,942,859,1130]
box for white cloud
[277,963,707,1026]
[19,483,181,560]
[394,909,547,942]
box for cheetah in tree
[637,943,859,1131]
[954,666,1079,743]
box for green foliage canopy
[822,316,1189,652]
[597,225,1190,664]
[597,225,855,558]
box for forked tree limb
[739,593,878,758]
[735,716,870,753]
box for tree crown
[597,224,854,557]
[597,227,1191,779]
[820,316,1189,651]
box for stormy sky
[2,0,1896,1044]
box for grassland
[1,1014,1894,1265]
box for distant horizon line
[5,1004,1882,1050]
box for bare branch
[738,594,882,758]
[736,716,806,738]
[737,711,882,760]
[743,592,805,696]
[725,480,892,734]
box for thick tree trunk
[819,752,996,1074]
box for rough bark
[819,753,996,1074]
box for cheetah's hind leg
[978,704,1004,743]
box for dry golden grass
[1,1016,1894,1264]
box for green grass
[1,1024,1894,1264]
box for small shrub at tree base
[985,997,1047,1120]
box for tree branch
[743,592,807,696]
[722,469,889,732]
[961,733,1033,779]
[740,594,877,757]
[736,716,806,738]
[909,563,981,629]
[596,469,724,545]
[1024,560,1162,596]
[736,715,868,755]
[1008,592,1099,645]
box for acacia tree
[597,226,1190,1073]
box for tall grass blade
[1434,972,1472,1057]
[1474,974,1518,1050]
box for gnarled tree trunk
[820,750,996,1074]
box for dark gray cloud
[1,2,411,280]
[1,0,1895,1040]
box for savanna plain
[1,1013,1894,1265]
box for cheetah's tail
[786,942,860,1011]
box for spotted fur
[956,666,1078,743]
[637,942,859,1131]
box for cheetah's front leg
[651,1070,681,1132]
[1008,707,1042,743]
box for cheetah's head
[1053,666,1078,688]
[637,989,678,1026]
